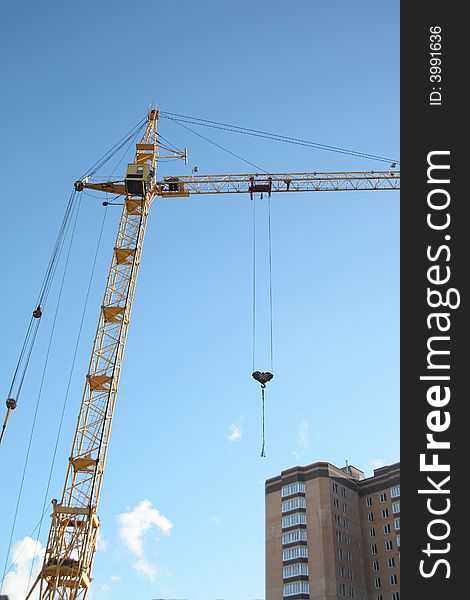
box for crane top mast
[75,108,188,197]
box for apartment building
[265,461,400,600]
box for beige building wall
[266,485,284,599]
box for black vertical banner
[401,4,464,599]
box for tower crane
[24,109,399,599]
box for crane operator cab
[125,163,155,196]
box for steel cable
[1,194,82,587]
[160,110,399,165]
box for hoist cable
[83,126,145,200]
[164,115,269,174]
[252,197,256,374]
[6,318,36,400]
[2,191,79,450]
[251,198,275,372]
[109,126,145,177]
[14,323,39,402]
[160,111,399,165]
[1,194,81,586]
[83,126,144,199]
[268,195,274,372]
[28,203,108,593]
[36,189,78,309]
[260,387,266,458]
[0,502,51,593]
[4,189,77,410]
[251,196,275,458]
[80,117,147,179]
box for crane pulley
[13,108,400,599]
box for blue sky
[0,1,399,599]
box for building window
[379,492,387,503]
[283,545,308,561]
[341,487,347,497]
[282,497,307,513]
[282,513,307,528]
[283,581,309,596]
[383,524,391,535]
[374,577,381,589]
[283,563,309,578]
[336,530,342,542]
[392,502,400,514]
[333,482,338,493]
[381,508,389,519]
[394,518,400,530]
[344,518,350,530]
[385,540,393,551]
[281,482,306,497]
[388,557,396,568]
[335,514,342,526]
[369,528,376,538]
[338,547,344,560]
[392,593,400,600]
[344,534,351,546]
[376,596,383,600]
[347,551,352,563]
[339,583,346,595]
[339,565,345,577]
[372,560,379,571]
[396,534,400,548]
[349,587,355,598]
[348,569,353,581]
[371,544,378,555]
[368,512,374,522]
[334,497,339,508]
[282,529,307,544]
[366,497,373,507]
[391,486,400,498]
[343,502,348,513]
[390,574,398,585]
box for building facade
[265,461,400,600]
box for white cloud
[96,529,107,551]
[292,418,309,459]
[134,557,159,580]
[89,574,121,598]
[117,499,173,581]
[1,537,44,600]
[370,458,386,473]
[226,417,243,442]
[208,515,222,526]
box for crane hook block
[6,398,17,410]
[33,306,42,319]
[252,371,273,388]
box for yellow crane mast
[26,109,399,599]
